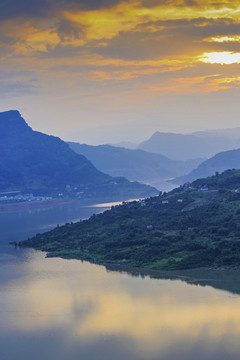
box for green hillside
[18,169,240,270]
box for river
[1,200,240,360]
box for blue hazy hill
[173,148,240,184]
[138,131,240,161]
[68,142,204,187]
[0,110,157,199]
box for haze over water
[1,203,240,360]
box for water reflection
[105,264,240,295]
[1,249,240,360]
[1,203,240,360]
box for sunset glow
[1,0,240,142]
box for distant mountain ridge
[68,142,204,188]
[111,141,137,149]
[173,148,240,184]
[138,130,240,161]
[0,110,157,199]
[195,127,240,140]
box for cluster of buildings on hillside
[183,182,209,192]
[0,192,53,203]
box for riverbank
[0,195,145,214]
[0,199,77,214]
[14,246,240,295]
[103,262,240,295]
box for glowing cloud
[1,0,240,136]
[0,20,60,55]
[205,35,240,43]
[62,1,240,43]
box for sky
[1,0,240,144]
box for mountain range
[138,130,240,161]
[3,110,240,198]
[173,148,240,184]
[0,110,157,199]
[68,142,204,189]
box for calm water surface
[1,201,240,360]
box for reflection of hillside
[105,264,240,295]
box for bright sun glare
[199,51,240,65]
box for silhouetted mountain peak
[0,110,32,138]
[0,110,157,199]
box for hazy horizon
[3,108,240,146]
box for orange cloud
[0,20,60,55]
[205,35,240,43]
[0,0,240,100]
[135,73,240,98]
[62,0,240,44]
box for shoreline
[0,199,77,214]
[27,247,240,274]
[14,246,240,295]
[52,255,240,274]
[0,196,142,214]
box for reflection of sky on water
[1,249,240,360]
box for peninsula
[17,169,240,270]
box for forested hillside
[19,169,240,270]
